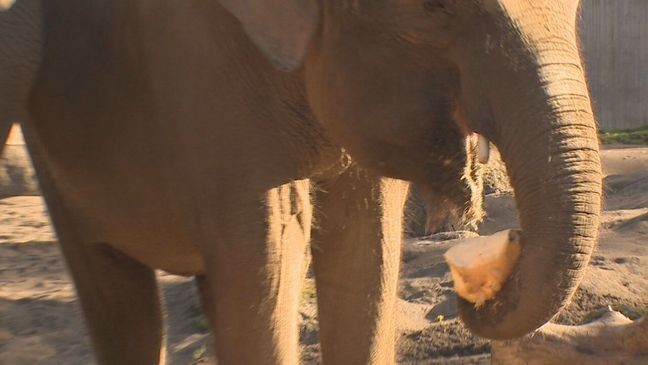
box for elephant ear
[218,0,320,72]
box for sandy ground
[1,145,647,364]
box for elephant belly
[65,182,205,276]
[76,200,205,276]
[31,136,206,276]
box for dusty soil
[1,145,647,364]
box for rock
[426,295,458,321]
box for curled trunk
[458,41,603,338]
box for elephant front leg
[312,167,409,364]
[23,126,166,365]
[198,180,311,365]
[0,120,11,156]
[58,241,166,365]
[40,200,165,365]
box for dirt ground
[1,145,646,364]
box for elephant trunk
[457,30,603,339]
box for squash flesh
[444,229,521,307]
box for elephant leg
[198,180,311,365]
[311,167,409,364]
[0,121,10,156]
[22,128,165,365]
[47,205,165,364]
[195,275,214,324]
[1,0,42,156]
[59,240,166,365]
[40,212,165,363]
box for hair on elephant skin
[1,0,602,364]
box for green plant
[193,345,207,361]
[600,126,648,145]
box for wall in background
[580,0,648,130]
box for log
[491,308,648,365]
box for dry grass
[482,145,512,195]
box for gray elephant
[1,0,602,364]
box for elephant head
[220,0,602,339]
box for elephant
[0,0,602,364]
